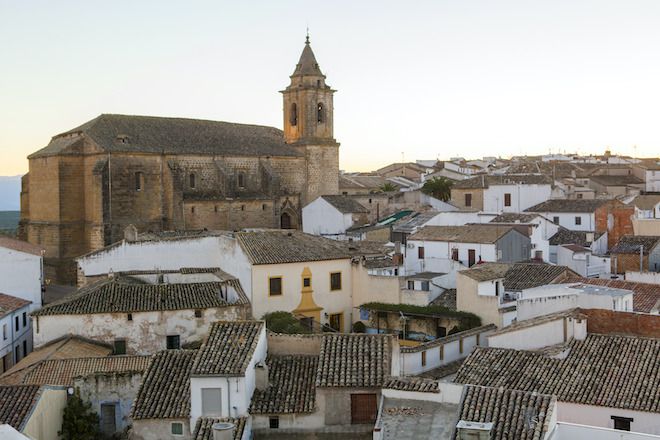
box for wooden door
[100,403,116,435]
[468,249,476,267]
[351,393,378,424]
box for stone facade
[20,39,339,283]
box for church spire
[292,34,324,77]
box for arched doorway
[281,212,292,229]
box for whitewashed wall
[302,198,353,236]
[483,184,552,213]
[531,211,596,231]
[0,303,32,370]
[557,402,660,436]
[487,316,586,351]
[556,423,660,439]
[0,247,42,310]
[426,211,497,226]
[625,271,660,285]
[405,240,495,274]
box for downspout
[226,378,232,418]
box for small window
[495,281,499,296]
[14,316,19,332]
[577,193,583,199]
[241,205,245,211]
[189,173,196,189]
[290,103,298,126]
[330,272,342,291]
[127,313,133,321]
[421,281,430,291]
[2,324,6,340]
[611,416,633,431]
[214,205,218,213]
[194,309,202,318]
[553,216,559,225]
[303,277,311,288]
[113,339,126,355]
[459,338,464,354]
[171,422,184,436]
[452,248,459,261]
[15,345,20,363]
[575,216,582,225]
[22,313,26,327]
[407,280,415,290]
[262,204,267,211]
[439,345,444,361]
[418,246,425,259]
[166,335,180,350]
[269,416,280,429]
[22,340,27,357]
[421,351,427,367]
[465,193,472,207]
[238,172,245,189]
[317,102,325,123]
[504,193,511,207]
[201,388,222,416]
[269,277,283,296]
[191,206,195,214]
[135,172,143,191]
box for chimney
[255,361,269,391]
[211,422,235,440]
[456,421,493,440]
[124,224,138,242]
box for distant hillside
[0,211,20,237]
[0,175,21,210]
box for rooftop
[460,263,575,291]
[487,309,585,337]
[320,195,369,214]
[489,213,545,223]
[33,277,248,316]
[452,174,552,189]
[193,417,247,440]
[131,350,196,420]
[0,385,41,431]
[316,334,392,388]
[0,294,30,319]
[382,376,440,393]
[455,385,556,440]
[0,236,43,256]
[408,225,520,244]
[236,230,351,265]
[630,194,660,210]
[392,211,440,234]
[20,356,151,386]
[379,397,459,440]
[30,114,300,159]
[589,174,644,186]
[455,333,660,413]
[250,355,318,414]
[549,229,603,246]
[192,321,264,376]
[610,235,660,254]
[562,276,660,313]
[525,198,611,213]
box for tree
[262,311,311,334]
[421,177,453,201]
[379,182,398,192]
[59,392,100,440]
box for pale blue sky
[2,0,660,175]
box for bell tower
[282,35,339,205]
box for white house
[524,198,612,232]
[557,244,611,278]
[489,213,561,262]
[302,195,369,238]
[632,162,660,192]
[405,225,531,274]
[0,293,32,373]
[0,237,43,310]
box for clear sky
[2,0,660,176]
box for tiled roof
[0,236,43,256]
[21,356,151,386]
[548,228,603,246]
[560,244,591,253]
[487,309,585,337]
[460,263,575,291]
[418,359,466,380]
[392,211,440,234]
[383,377,439,393]
[401,325,496,353]
[429,289,457,310]
[630,194,660,210]
[610,235,660,254]
[1,336,112,385]
[589,174,644,186]
[455,385,556,440]
[339,174,388,190]
[236,231,351,265]
[250,355,318,414]
[490,213,543,223]
[452,174,552,189]
[0,385,41,430]
[408,225,520,244]
[525,199,609,213]
[455,333,660,412]
[192,321,264,376]
[30,114,301,159]
[0,293,30,319]
[316,334,391,388]
[193,417,247,440]
[562,276,660,313]
[33,278,247,316]
[131,350,196,420]
[320,195,369,213]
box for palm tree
[379,182,398,192]
[421,177,453,201]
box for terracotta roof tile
[610,235,660,254]
[383,377,439,393]
[409,225,520,244]
[321,195,369,213]
[455,333,660,412]
[453,174,552,189]
[316,334,392,388]
[22,356,151,386]
[0,385,41,430]
[562,276,660,313]
[250,355,318,414]
[193,417,247,440]
[131,350,196,420]
[236,231,351,265]
[0,293,30,319]
[525,199,610,213]
[0,236,43,256]
[192,321,264,376]
[460,263,575,291]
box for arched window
[189,173,196,189]
[238,172,245,189]
[317,103,324,123]
[290,103,298,126]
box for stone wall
[450,188,484,211]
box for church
[19,37,340,282]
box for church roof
[292,37,324,77]
[30,114,302,158]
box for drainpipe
[226,378,232,418]
[640,245,644,272]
